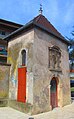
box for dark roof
[3,14,70,45]
[0,18,23,29]
[33,15,64,39]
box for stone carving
[49,46,61,70]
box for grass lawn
[71,87,74,92]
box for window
[2,31,5,35]
[0,45,7,56]
[0,31,6,35]
[49,46,61,69]
[21,50,26,66]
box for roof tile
[33,14,64,39]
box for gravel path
[33,102,74,119]
[0,107,30,119]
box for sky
[0,0,74,39]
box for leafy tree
[68,30,74,70]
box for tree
[68,30,74,70]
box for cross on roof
[39,4,43,15]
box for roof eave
[3,20,33,41]
[0,19,23,28]
[3,20,70,45]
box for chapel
[0,10,71,114]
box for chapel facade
[3,14,71,114]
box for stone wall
[0,63,10,106]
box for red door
[17,67,26,103]
[50,78,58,109]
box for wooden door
[50,78,58,109]
[17,67,26,103]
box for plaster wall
[7,30,34,104]
[7,28,71,115]
[32,28,71,114]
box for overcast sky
[0,0,74,39]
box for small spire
[39,4,43,15]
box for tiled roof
[0,19,23,28]
[3,14,70,44]
[33,15,64,40]
[70,70,74,73]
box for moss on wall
[0,69,5,80]
[8,100,33,114]
[8,43,21,76]
[0,66,9,80]
[0,90,8,98]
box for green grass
[71,87,74,92]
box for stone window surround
[18,48,28,67]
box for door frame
[17,67,26,103]
[50,77,59,109]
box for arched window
[21,50,26,66]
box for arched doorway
[50,77,58,109]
